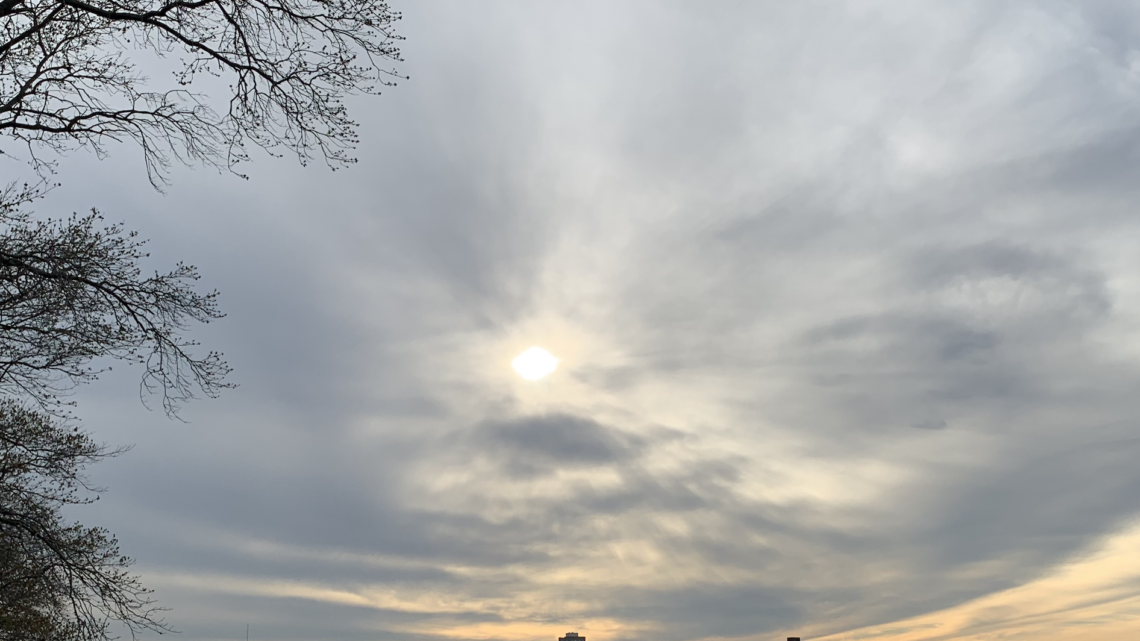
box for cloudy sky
[28,1,1140,640]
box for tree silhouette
[1,400,160,640]
[1,0,404,637]
[2,0,403,182]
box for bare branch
[0,401,166,641]
[1,0,404,184]
[0,185,233,416]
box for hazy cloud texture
[25,1,1140,640]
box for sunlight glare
[512,347,559,380]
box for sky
[19,1,1140,640]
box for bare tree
[0,182,231,415]
[0,0,405,638]
[1,0,404,182]
[0,400,163,641]
[0,0,405,408]
[0,180,229,639]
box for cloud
[466,414,647,478]
[34,1,1140,640]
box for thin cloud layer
[32,1,1140,640]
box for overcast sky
[29,1,1140,640]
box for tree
[1,0,404,182]
[0,400,157,641]
[1,0,405,637]
[0,182,230,415]
[0,181,228,640]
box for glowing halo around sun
[512,347,559,380]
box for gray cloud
[25,1,1140,640]
[469,414,646,475]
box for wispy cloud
[52,1,1140,639]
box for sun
[512,347,559,380]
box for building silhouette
[556,629,798,638]
[555,633,800,641]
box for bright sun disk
[512,347,559,380]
